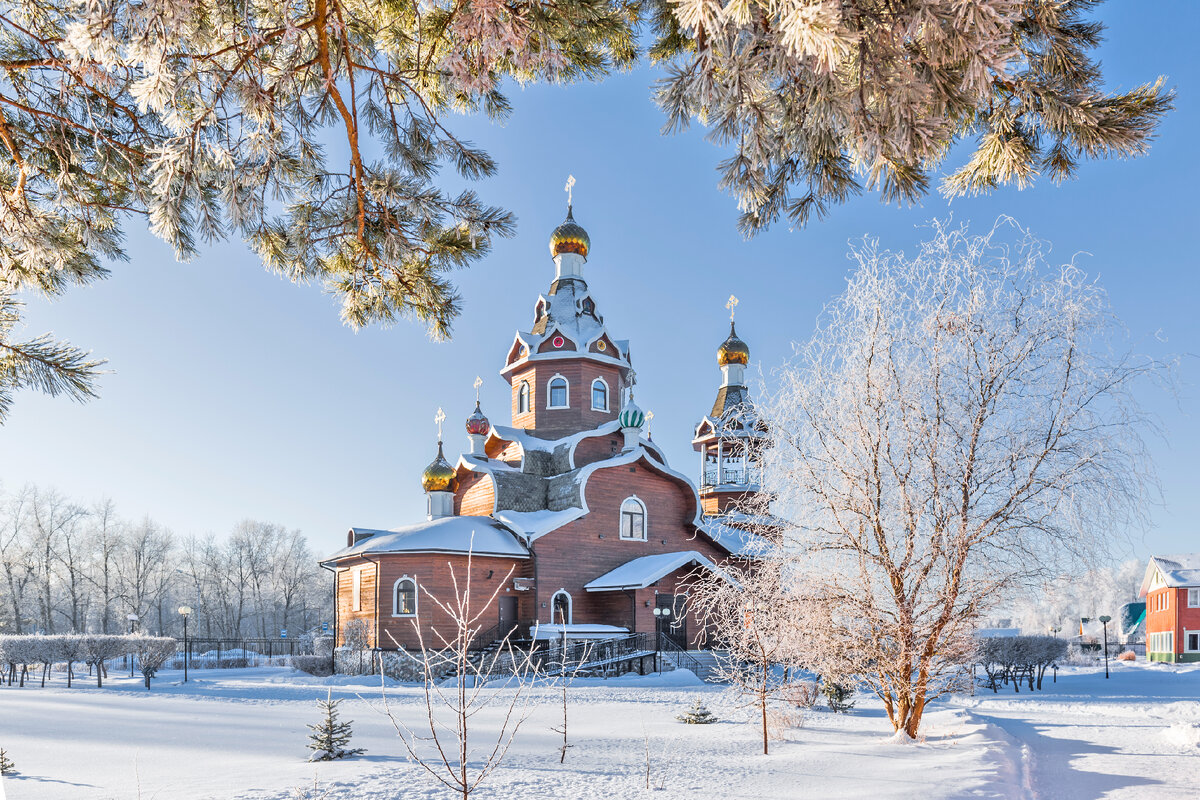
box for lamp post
[1099,615,1112,679]
[127,613,139,677]
[179,606,193,682]
[1049,625,1061,638]
[652,606,671,673]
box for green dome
[618,400,645,430]
[549,207,590,259]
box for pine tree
[676,700,718,725]
[306,690,365,762]
[821,679,856,714]
[0,747,15,775]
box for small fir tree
[0,747,15,775]
[676,700,718,725]
[821,679,856,714]
[306,690,364,762]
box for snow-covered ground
[2,660,1196,799]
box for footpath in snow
[2,660,1197,799]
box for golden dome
[718,321,749,366]
[549,206,590,259]
[421,442,458,493]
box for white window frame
[352,567,362,612]
[590,377,609,411]
[550,589,573,624]
[619,496,647,541]
[392,575,418,618]
[547,374,569,409]
[1189,588,1200,608]
[518,381,530,414]
[1185,630,1200,653]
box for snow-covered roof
[530,623,628,640]
[494,508,586,539]
[1140,553,1200,596]
[583,550,728,592]
[322,516,529,564]
[700,521,768,558]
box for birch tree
[755,219,1159,738]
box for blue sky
[2,3,1197,561]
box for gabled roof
[583,550,729,592]
[321,516,529,565]
[1139,553,1200,596]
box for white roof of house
[583,550,725,592]
[1141,553,1200,595]
[322,516,529,563]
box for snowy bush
[313,636,335,659]
[1118,650,1137,662]
[81,635,132,688]
[291,654,334,677]
[131,637,178,689]
[977,636,1067,692]
[342,620,370,651]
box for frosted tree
[132,637,178,689]
[751,219,1160,738]
[0,1,1171,418]
[688,554,831,754]
[383,553,537,799]
[0,0,635,415]
[306,689,365,761]
[0,747,14,775]
[654,0,1173,233]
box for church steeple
[499,180,633,439]
[692,300,767,517]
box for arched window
[591,378,609,411]
[393,576,418,617]
[620,496,646,541]
[518,381,530,414]
[548,375,569,408]
[551,589,572,624]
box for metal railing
[655,632,703,675]
[173,637,312,669]
[701,468,761,487]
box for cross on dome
[726,294,739,320]
[473,376,483,401]
[434,407,446,440]
[564,174,576,209]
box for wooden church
[320,200,775,654]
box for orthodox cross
[726,294,739,320]
[564,174,576,208]
[646,410,655,435]
[473,376,483,402]
[434,407,446,440]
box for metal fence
[171,637,314,669]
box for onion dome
[717,321,750,366]
[465,400,490,437]
[618,398,645,430]
[549,206,590,260]
[421,442,458,493]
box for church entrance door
[499,596,519,639]
[656,594,688,650]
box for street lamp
[652,606,672,672]
[179,606,193,682]
[1099,615,1112,679]
[1049,625,1061,638]
[127,613,139,677]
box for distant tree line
[0,484,331,639]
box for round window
[597,340,606,351]
[552,336,565,348]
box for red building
[320,204,768,654]
[1140,554,1200,663]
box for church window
[551,589,573,624]
[591,378,609,411]
[548,376,569,408]
[620,496,647,541]
[393,576,418,617]
[518,381,530,414]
